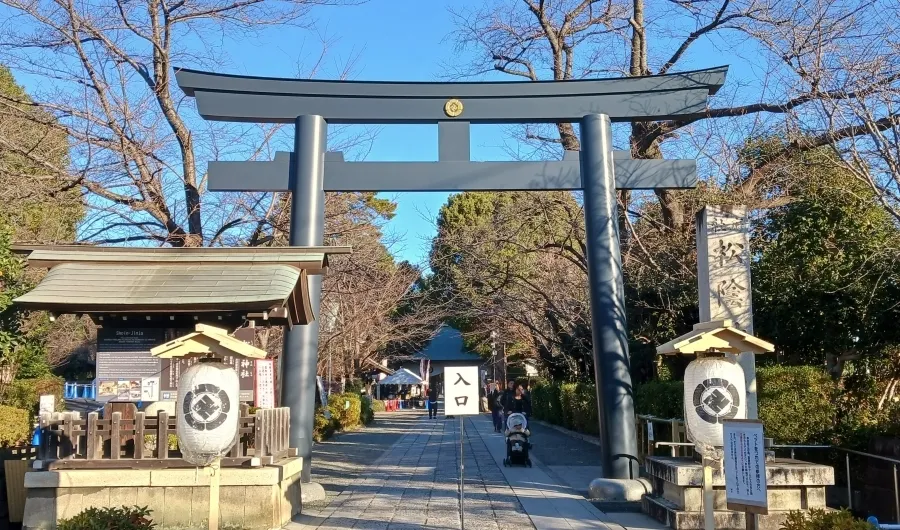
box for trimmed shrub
[531,383,563,425]
[779,509,873,530]
[3,376,64,414]
[57,505,155,530]
[370,399,386,413]
[757,365,837,444]
[634,380,684,419]
[0,405,31,447]
[328,393,362,430]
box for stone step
[643,494,809,530]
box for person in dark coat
[500,380,516,424]
[427,386,439,419]
[488,383,504,432]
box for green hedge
[370,399,386,412]
[328,392,362,430]
[313,408,338,442]
[535,365,842,446]
[360,396,374,425]
[3,376,64,414]
[780,509,873,530]
[757,365,837,444]
[0,405,32,447]
[530,381,598,434]
[634,380,684,419]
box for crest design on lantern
[183,383,231,431]
[692,377,741,424]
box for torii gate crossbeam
[176,66,727,487]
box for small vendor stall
[376,368,424,409]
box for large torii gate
[176,66,727,484]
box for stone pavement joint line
[288,411,664,530]
[288,412,535,530]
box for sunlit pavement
[287,410,664,530]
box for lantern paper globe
[683,357,746,456]
[176,359,240,466]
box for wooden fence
[35,406,294,470]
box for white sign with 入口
[723,420,768,512]
[444,366,480,416]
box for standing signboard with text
[723,419,768,528]
[444,366,480,416]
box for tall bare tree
[0,0,365,247]
[448,0,900,230]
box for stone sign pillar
[696,205,757,418]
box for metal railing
[634,413,900,523]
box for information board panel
[443,366,480,416]
[723,419,769,513]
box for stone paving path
[290,411,665,530]
[290,411,535,529]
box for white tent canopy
[377,368,424,386]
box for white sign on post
[444,366,480,416]
[39,394,55,414]
[723,420,769,513]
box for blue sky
[225,0,517,267]
[5,0,768,265]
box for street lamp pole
[490,331,497,383]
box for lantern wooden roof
[12,245,351,326]
[150,324,267,359]
[656,320,775,356]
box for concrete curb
[531,418,603,447]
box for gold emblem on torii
[443,98,464,118]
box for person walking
[515,384,532,418]
[427,386,439,419]
[488,383,504,432]
[500,380,516,425]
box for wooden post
[158,411,169,459]
[702,458,714,530]
[134,412,145,459]
[110,412,121,460]
[746,512,758,530]
[208,457,221,530]
[86,413,99,460]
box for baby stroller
[503,413,532,467]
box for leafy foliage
[3,376,64,415]
[634,380,684,419]
[778,509,873,530]
[0,405,31,447]
[757,366,838,444]
[530,381,597,434]
[57,506,155,530]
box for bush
[531,383,563,425]
[370,399,386,412]
[57,505,155,530]
[0,405,31,447]
[328,393,362,431]
[313,408,338,442]
[3,376,64,414]
[360,396,375,425]
[779,509,873,530]
[634,380,684,418]
[757,365,837,444]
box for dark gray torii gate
[176,66,727,482]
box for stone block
[22,489,56,530]
[588,478,652,502]
[81,487,111,510]
[243,485,277,530]
[273,456,303,480]
[190,486,210,528]
[162,486,193,528]
[219,485,247,527]
[645,457,834,487]
[135,486,165,519]
[148,466,279,487]
[108,487,138,509]
[25,470,151,489]
[56,487,85,521]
